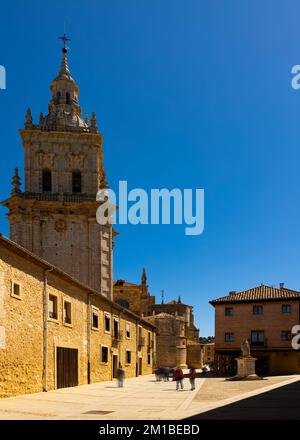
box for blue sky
[1,1,300,335]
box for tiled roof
[210,285,300,305]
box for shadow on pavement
[185,379,300,420]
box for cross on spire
[59,33,70,50]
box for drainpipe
[43,267,53,392]
[87,292,95,385]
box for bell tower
[2,40,114,300]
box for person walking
[189,367,196,391]
[117,363,125,388]
[174,367,184,390]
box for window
[63,301,72,325]
[148,332,151,347]
[72,170,82,193]
[92,309,99,329]
[101,346,108,363]
[281,331,292,341]
[224,332,235,342]
[282,304,291,314]
[126,351,131,364]
[104,314,111,332]
[49,295,58,320]
[42,169,52,192]
[66,92,70,104]
[11,282,21,299]
[251,331,265,346]
[225,307,234,316]
[113,319,119,339]
[253,305,263,315]
[115,299,129,309]
[126,322,131,339]
[147,353,151,365]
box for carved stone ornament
[38,151,55,168]
[54,219,67,233]
[67,152,86,169]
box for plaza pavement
[0,373,299,420]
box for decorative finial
[177,295,181,304]
[39,112,44,127]
[142,268,147,284]
[11,167,21,196]
[161,289,164,304]
[25,107,33,128]
[99,166,108,190]
[90,112,98,132]
[85,115,89,126]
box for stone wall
[0,240,155,397]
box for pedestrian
[117,363,125,388]
[189,367,196,390]
[174,366,184,390]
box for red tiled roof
[210,285,300,305]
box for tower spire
[142,268,147,284]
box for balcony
[112,330,123,343]
[138,336,145,348]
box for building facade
[0,235,155,397]
[114,269,155,316]
[1,45,113,299]
[210,284,300,375]
[114,275,202,368]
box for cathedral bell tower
[2,40,114,300]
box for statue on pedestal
[241,339,251,358]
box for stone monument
[227,339,262,380]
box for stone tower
[2,44,114,300]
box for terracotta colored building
[210,284,300,375]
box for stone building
[114,269,155,316]
[0,43,156,397]
[200,343,215,367]
[114,276,202,368]
[210,284,300,375]
[1,44,113,299]
[0,234,155,397]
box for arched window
[56,91,61,103]
[42,169,52,192]
[72,170,82,193]
[115,299,129,309]
[66,92,70,104]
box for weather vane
[59,22,70,50]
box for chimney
[280,283,285,289]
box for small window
[251,330,265,346]
[72,170,82,193]
[63,301,72,325]
[282,304,291,314]
[126,351,131,364]
[92,309,99,329]
[225,307,234,316]
[105,314,111,332]
[147,353,151,365]
[49,295,58,320]
[224,332,235,342]
[148,332,151,347]
[101,346,108,363]
[281,331,292,341]
[253,305,263,315]
[11,282,21,299]
[126,322,131,339]
[42,169,52,192]
[66,92,70,104]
